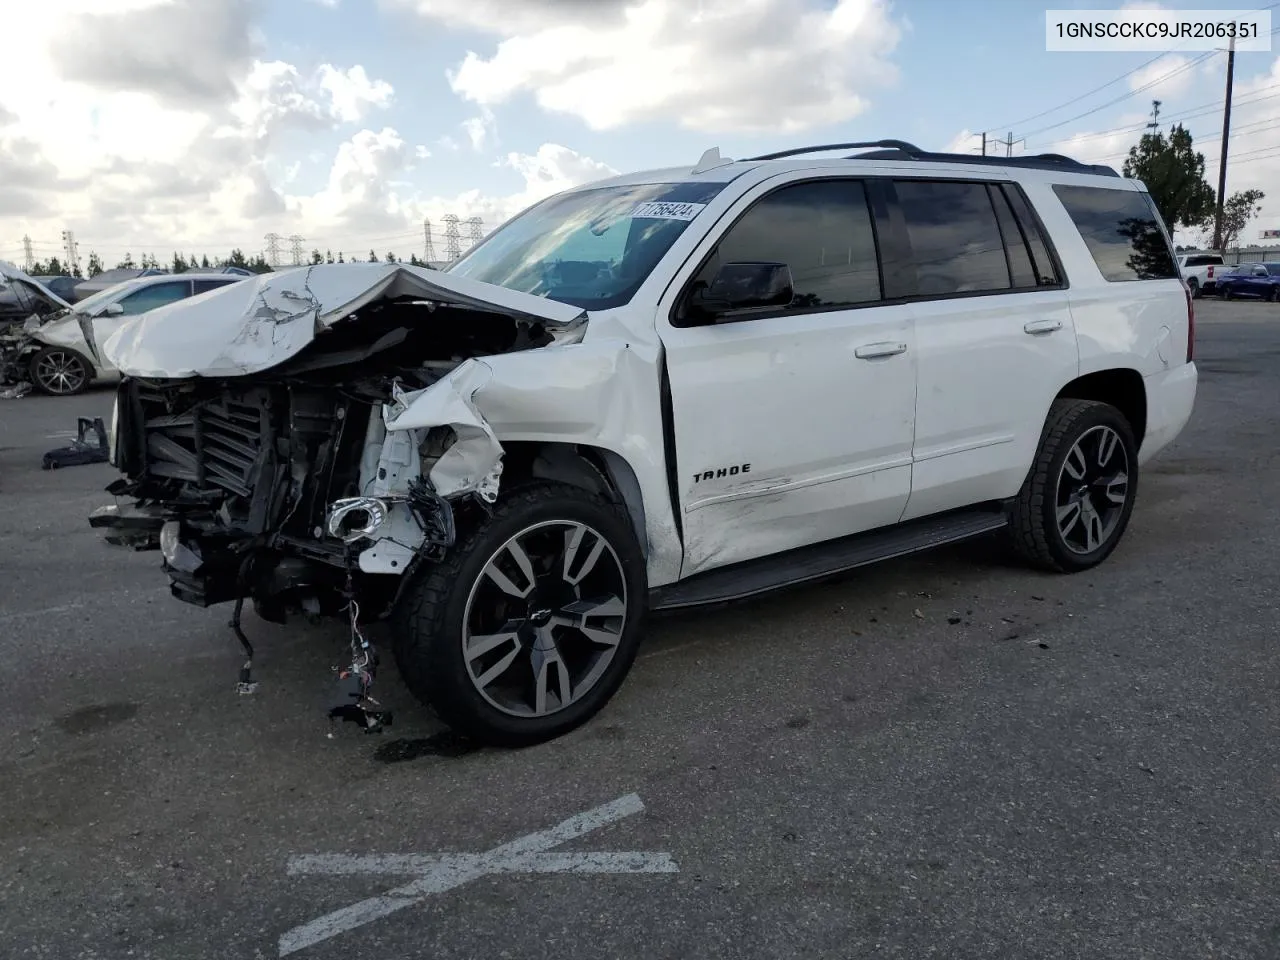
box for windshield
[71,279,145,315]
[445,180,727,309]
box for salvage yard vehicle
[1215,262,1280,301]
[13,271,249,395]
[89,140,1198,746]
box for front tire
[394,482,647,746]
[30,346,93,396]
[1008,399,1139,573]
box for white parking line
[278,792,676,956]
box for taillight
[1207,265,1214,278]
[1185,281,1195,363]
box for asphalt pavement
[2,298,1279,959]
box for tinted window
[989,185,1036,288]
[702,179,881,310]
[895,180,1011,296]
[193,279,235,294]
[1001,184,1062,286]
[118,281,191,315]
[1052,185,1178,281]
[1186,255,1223,267]
[1266,264,1280,276]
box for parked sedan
[1217,262,1280,301]
[18,272,249,395]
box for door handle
[854,341,908,359]
[1023,318,1063,335]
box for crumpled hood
[101,262,588,379]
[0,260,73,311]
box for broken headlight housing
[326,497,391,544]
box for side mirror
[102,302,125,317]
[691,261,795,320]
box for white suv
[90,140,1197,745]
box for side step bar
[648,506,1009,612]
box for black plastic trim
[648,505,1009,611]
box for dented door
[657,176,917,579]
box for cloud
[1128,55,1197,102]
[401,0,902,133]
[462,108,497,150]
[52,0,257,110]
[319,65,395,123]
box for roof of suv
[580,140,1129,194]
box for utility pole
[423,218,436,262]
[60,230,80,276]
[1212,35,1236,253]
[990,131,1023,157]
[21,235,34,272]
[288,234,305,266]
[981,132,987,156]
[264,232,282,268]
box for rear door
[887,177,1079,520]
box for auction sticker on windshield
[632,201,706,221]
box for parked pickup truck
[1177,252,1225,298]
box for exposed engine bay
[91,268,589,732]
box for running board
[649,507,1009,611]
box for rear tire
[1188,278,1200,299]
[393,482,648,747]
[1008,399,1139,573]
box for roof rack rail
[744,141,1120,178]
[743,140,925,161]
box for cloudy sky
[1,0,1278,268]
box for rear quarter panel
[1022,178,1188,381]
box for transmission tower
[423,218,437,262]
[443,215,461,261]
[22,235,34,272]
[466,217,484,250]
[60,230,80,275]
[264,232,282,267]
[288,234,305,266]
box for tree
[247,253,272,273]
[1122,102,1215,231]
[310,248,324,265]
[201,254,212,269]
[1218,189,1266,251]
[140,252,159,270]
[86,252,103,277]
[386,251,397,263]
[325,249,334,264]
[116,253,137,269]
[190,253,199,271]
[408,253,423,266]
[337,252,345,263]
[226,248,249,269]
[172,252,188,273]
[368,249,379,263]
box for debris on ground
[0,381,31,399]
[41,417,109,469]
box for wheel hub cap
[462,520,628,719]
[1055,424,1131,556]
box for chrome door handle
[1023,318,1063,335]
[854,341,908,359]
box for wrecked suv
[90,140,1198,745]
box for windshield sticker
[631,201,706,221]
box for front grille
[140,390,270,497]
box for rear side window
[1185,254,1223,267]
[193,279,234,294]
[1052,185,1178,281]
[894,180,1010,296]
[703,178,882,309]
